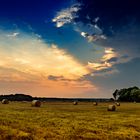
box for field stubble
[0,102,140,140]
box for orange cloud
[87,48,117,71]
[0,31,89,81]
[0,30,97,96]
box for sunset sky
[0,0,140,97]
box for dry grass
[0,102,140,140]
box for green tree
[113,87,140,102]
[113,89,119,100]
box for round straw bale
[107,105,116,111]
[134,101,136,104]
[73,101,78,105]
[2,99,9,104]
[115,102,120,106]
[31,100,41,107]
[93,102,98,106]
[22,101,28,103]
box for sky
[0,0,140,98]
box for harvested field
[0,102,140,140]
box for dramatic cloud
[0,29,126,97]
[52,0,140,80]
[0,29,98,96]
[52,1,137,78]
[0,30,90,81]
[87,47,117,71]
[52,3,81,27]
[74,22,106,42]
[52,2,106,42]
[0,0,139,98]
[81,31,106,42]
[87,47,132,77]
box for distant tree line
[1,87,140,102]
[0,94,33,101]
[0,93,110,102]
[113,86,140,102]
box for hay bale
[73,101,78,105]
[31,100,41,107]
[93,102,98,106]
[115,102,120,106]
[134,101,136,104]
[2,99,9,104]
[22,101,28,103]
[107,105,116,111]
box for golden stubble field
[0,102,140,140]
